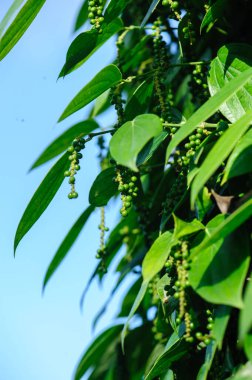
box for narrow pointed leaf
[141,0,161,28]
[165,67,252,163]
[43,205,95,290]
[89,167,117,207]
[124,80,154,121]
[239,274,252,342]
[222,128,252,184]
[200,0,228,33]
[14,153,69,254]
[74,325,123,380]
[191,110,252,205]
[31,119,98,169]
[104,0,130,23]
[0,0,25,37]
[110,114,162,171]
[173,214,204,239]
[58,65,122,122]
[0,0,46,61]
[74,0,89,32]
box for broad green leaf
[200,0,228,33]
[197,305,230,380]
[226,362,252,380]
[157,274,171,301]
[208,44,252,122]
[0,0,46,61]
[74,0,88,32]
[74,325,122,380]
[145,340,188,380]
[165,67,252,163]
[0,0,25,37]
[191,110,252,205]
[14,153,69,254]
[173,214,204,240]
[141,0,161,28]
[58,65,122,122]
[239,274,252,342]
[190,229,250,308]
[43,205,95,290]
[31,119,98,169]
[192,198,252,255]
[60,19,123,77]
[110,114,162,171]
[104,0,130,23]
[124,80,154,121]
[244,334,252,362]
[89,167,117,207]
[142,231,175,282]
[222,128,252,184]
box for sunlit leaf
[165,67,252,163]
[239,274,252,342]
[208,43,252,122]
[0,0,46,61]
[200,0,228,33]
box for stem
[86,129,114,142]
[163,122,228,129]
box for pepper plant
[1,0,252,379]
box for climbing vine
[1,0,252,379]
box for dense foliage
[1,0,252,379]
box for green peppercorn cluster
[195,309,213,347]
[88,0,104,32]
[115,169,138,217]
[152,19,172,122]
[110,87,125,128]
[190,64,209,103]
[64,137,85,199]
[182,18,196,45]
[96,207,109,273]
[162,0,181,20]
[162,173,186,217]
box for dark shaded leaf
[89,167,117,206]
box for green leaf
[140,0,161,28]
[124,80,154,121]
[191,110,252,205]
[104,0,130,23]
[156,274,171,301]
[145,340,188,380]
[121,280,149,351]
[137,131,168,166]
[58,65,122,122]
[200,0,228,33]
[43,205,95,290]
[110,114,162,171]
[89,90,110,118]
[0,0,25,37]
[239,274,252,342]
[165,67,252,163]
[222,128,252,184]
[197,305,231,380]
[208,44,252,122]
[74,0,88,32]
[190,228,250,308]
[244,334,252,362]
[74,325,122,380]
[173,214,204,240]
[89,167,118,207]
[192,198,252,256]
[14,153,69,254]
[226,362,252,380]
[31,119,98,169]
[142,231,175,282]
[60,19,123,77]
[0,0,46,61]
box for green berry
[171,127,177,133]
[72,191,78,198]
[207,323,213,330]
[64,170,71,177]
[185,336,194,343]
[67,146,74,153]
[68,193,73,199]
[121,210,128,217]
[75,165,80,170]
[171,1,179,9]
[195,332,202,340]
[118,184,124,192]
[126,195,132,201]
[204,338,211,345]
[131,176,137,182]
[69,176,75,184]
[123,184,129,190]
[129,182,134,188]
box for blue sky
[0,1,132,379]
